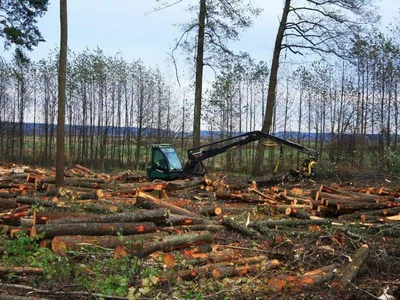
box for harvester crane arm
[183,131,319,177]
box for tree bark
[133,230,212,257]
[193,0,206,148]
[222,217,261,238]
[52,232,169,255]
[46,209,169,224]
[136,191,200,218]
[331,244,369,290]
[31,222,158,239]
[55,0,68,187]
[253,0,291,175]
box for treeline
[0,30,400,174]
[0,48,186,170]
[204,31,400,173]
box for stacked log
[1,162,400,297]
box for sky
[0,0,399,85]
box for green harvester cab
[147,144,184,181]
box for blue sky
[0,0,398,76]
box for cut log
[222,217,261,238]
[46,209,169,224]
[31,222,158,239]
[212,259,280,279]
[110,170,131,181]
[285,207,311,219]
[0,198,17,209]
[131,230,213,257]
[199,205,223,216]
[136,191,200,218]
[163,198,192,208]
[36,212,91,224]
[0,266,44,275]
[16,196,58,207]
[166,178,202,190]
[116,182,168,191]
[159,213,205,226]
[338,206,400,221]
[176,256,279,281]
[266,263,338,292]
[215,191,265,203]
[250,188,276,204]
[52,232,169,255]
[163,224,225,233]
[337,202,399,212]
[184,248,237,263]
[0,191,12,198]
[74,164,99,176]
[331,244,369,290]
[249,219,330,231]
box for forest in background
[0,1,400,176]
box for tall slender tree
[55,0,67,187]
[253,0,377,175]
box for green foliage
[0,0,49,50]
[1,232,57,276]
[385,146,400,173]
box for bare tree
[55,0,67,187]
[253,0,377,175]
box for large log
[199,205,223,216]
[52,232,170,255]
[136,191,200,218]
[74,164,99,176]
[176,256,279,281]
[131,230,213,257]
[222,217,261,238]
[215,191,265,203]
[16,196,58,207]
[338,206,400,221]
[46,209,169,224]
[320,186,395,202]
[158,213,205,226]
[211,259,280,279]
[285,207,311,219]
[166,178,202,190]
[36,212,91,224]
[0,198,17,209]
[116,182,168,191]
[331,244,369,290]
[31,222,158,239]
[336,202,400,212]
[163,224,225,233]
[266,263,338,292]
[0,191,12,198]
[249,219,330,230]
[41,176,107,184]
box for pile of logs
[0,162,399,296]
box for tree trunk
[253,0,291,175]
[193,0,206,148]
[55,0,68,187]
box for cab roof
[151,144,174,149]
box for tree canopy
[0,0,49,50]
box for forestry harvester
[147,131,319,181]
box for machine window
[161,148,183,170]
[153,149,168,170]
